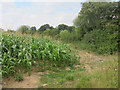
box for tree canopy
[30,26,36,31]
[38,24,54,33]
[17,25,30,34]
[74,2,118,32]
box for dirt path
[2,71,40,88]
[2,50,116,88]
[2,69,52,88]
[76,50,117,73]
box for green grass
[14,73,23,82]
[38,57,118,88]
[66,75,74,81]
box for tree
[17,25,29,34]
[67,26,75,33]
[30,26,36,31]
[74,2,118,32]
[50,28,58,36]
[57,24,68,34]
[73,2,119,54]
[38,24,54,33]
[43,29,51,36]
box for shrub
[81,29,118,55]
[60,30,70,42]
[14,74,23,82]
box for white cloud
[0,0,85,2]
[0,0,118,3]
[1,2,81,30]
[1,1,117,31]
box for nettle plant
[1,33,78,77]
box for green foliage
[43,29,51,36]
[74,2,118,31]
[28,26,37,35]
[66,75,74,81]
[57,24,75,34]
[38,24,54,33]
[55,34,60,40]
[17,25,29,34]
[59,28,85,43]
[60,30,70,42]
[67,31,77,42]
[71,2,118,55]
[14,73,23,82]
[30,26,36,31]
[81,28,118,54]
[1,33,78,77]
[51,28,59,36]
[67,26,75,33]
[43,28,59,38]
[57,24,68,34]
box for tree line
[8,1,119,55]
[16,24,75,34]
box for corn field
[1,33,78,77]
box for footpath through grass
[38,53,118,88]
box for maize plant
[1,33,78,77]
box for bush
[14,74,23,82]
[60,30,70,42]
[81,29,118,55]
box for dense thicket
[73,2,119,54]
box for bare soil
[2,71,39,88]
[76,50,117,73]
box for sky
[0,0,119,30]
[0,2,82,30]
